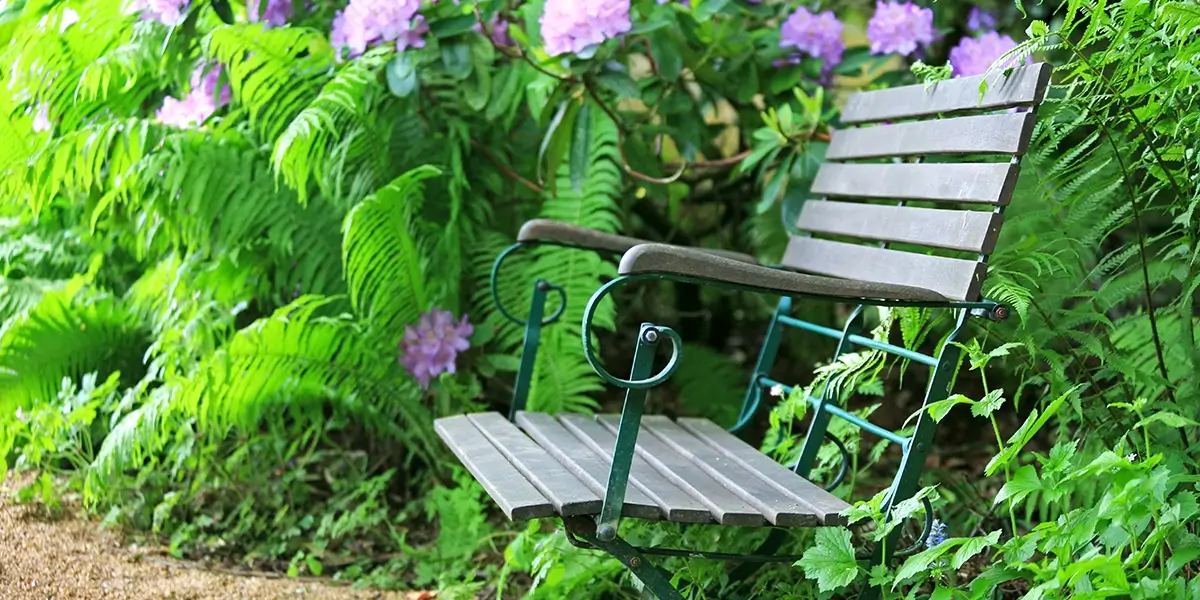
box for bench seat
[434,411,849,527]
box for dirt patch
[0,475,419,600]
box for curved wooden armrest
[617,243,950,303]
[517,219,758,265]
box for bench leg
[731,296,791,433]
[509,278,552,420]
[564,517,686,600]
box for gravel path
[0,476,416,600]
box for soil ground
[0,475,421,600]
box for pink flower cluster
[540,0,632,57]
[156,64,231,128]
[330,0,426,60]
[131,0,190,26]
[780,7,845,70]
[948,31,1027,77]
[400,308,474,389]
[247,0,293,28]
[866,0,934,56]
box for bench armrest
[618,243,949,303]
[518,219,758,265]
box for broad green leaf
[1135,411,1200,429]
[537,99,580,194]
[951,530,1001,569]
[386,54,420,98]
[796,528,859,592]
[569,102,593,194]
[893,541,958,588]
[994,464,1041,506]
[442,40,473,80]
[926,394,975,423]
[648,29,682,80]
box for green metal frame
[488,242,1001,600]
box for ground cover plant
[0,0,1197,598]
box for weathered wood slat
[826,113,1036,160]
[676,418,849,526]
[782,236,987,301]
[467,412,602,516]
[515,412,662,520]
[810,162,1020,205]
[796,200,1004,253]
[637,416,820,527]
[593,415,765,527]
[557,414,712,524]
[434,415,555,520]
[841,63,1051,124]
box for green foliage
[3,0,1200,598]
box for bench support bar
[564,517,686,600]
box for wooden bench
[437,63,1052,600]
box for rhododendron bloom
[400,308,475,389]
[156,64,231,128]
[866,0,934,56]
[540,0,632,57]
[247,0,293,28]
[131,0,190,26]
[330,0,426,59]
[780,7,845,69]
[966,7,997,32]
[948,31,1027,77]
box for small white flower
[1126,453,1137,462]
[15,407,26,422]
[769,384,785,397]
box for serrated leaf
[893,542,958,588]
[1135,411,1200,429]
[994,464,1040,506]
[951,530,1001,570]
[971,389,1006,418]
[796,528,859,592]
[926,394,975,423]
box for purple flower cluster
[966,7,997,32]
[780,7,845,70]
[247,0,293,28]
[948,31,1026,77]
[399,308,474,389]
[156,64,231,128]
[330,0,426,60]
[866,0,934,56]
[131,0,190,26]
[540,0,632,57]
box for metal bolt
[537,280,551,292]
[596,524,616,541]
[642,329,659,344]
[629,556,641,568]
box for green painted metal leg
[564,517,686,600]
[731,297,791,433]
[856,310,969,600]
[728,306,865,588]
[508,279,550,421]
[597,323,659,541]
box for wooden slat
[637,416,820,527]
[782,236,987,301]
[826,113,1036,160]
[434,415,554,520]
[796,200,1004,253]
[676,418,849,526]
[557,414,712,524]
[515,412,662,520]
[594,415,765,527]
[811,162,1020,205]
[467,413,602,516]
[841,63,1051,124]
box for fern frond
[342,166,441,340]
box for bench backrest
[782,63,1052,302]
